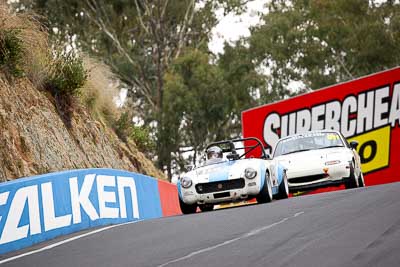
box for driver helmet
[206,146,223,160]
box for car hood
[186,159,262,184]
[275,147,352,168]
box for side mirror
[349,140,359,150]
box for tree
[19,0,216,115]
[218,41,267,127]
[162,49,230,175]
[12,0,254,179]
[248,0,400,91]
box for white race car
[177,138,289,214]
[272,130,365,192]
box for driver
[206,146,223,160]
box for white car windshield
[274,132,345,157]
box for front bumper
[181,178,261,205]
[287,161,351,192]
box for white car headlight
[325,160,341,165]
[180,177,193,188]
[244,168,257,179]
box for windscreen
[273,132,345,157]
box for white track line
[0,220,143,265]
[158,211,304,267]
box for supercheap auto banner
[242,67,400,187]
[0,169,181,254]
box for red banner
[242,67,400,190]
[158,180,182,216]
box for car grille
[288,174,328,184]
[195,178,245,194]
[213,192,230,199]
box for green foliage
[129,126,155,153]
[114,112,154,152]
[0,29,24,77]
[40,51,89,129]
[14,0,253,179]
[161,49,233,170]
[249,0,400,91]
[114,112,131,142]
[218,41,267,120]
[47,51,88,97]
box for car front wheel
[199,204,214,212]
[256,172,273,204]
[358,173,365,187]
[344,162,359,189]
[179,196,197,214]
[275,171,289,199]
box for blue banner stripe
[0,169,163,255]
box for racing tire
[358,173,365,187]
[256,172,273,204]
[275,171,289,200]
[179,196,197,214]
[199,204,214,212]
[344,162,359,189]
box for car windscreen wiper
[281,149,311,155]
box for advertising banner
[242,67,400,187]
[0,169,181,255]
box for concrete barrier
[0,169,181,255]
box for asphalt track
[1,182,399,267]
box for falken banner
[242,67,400,187]
[0,169,181,255]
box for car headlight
[325,160,341,165]
[180,177,193,188]
[244,168,257,179]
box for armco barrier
[0,169,181,255]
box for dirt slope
[0,75,166,182]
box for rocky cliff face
[0,75,166,182]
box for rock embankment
[0,76,165,182]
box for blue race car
[177,137,289,214]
